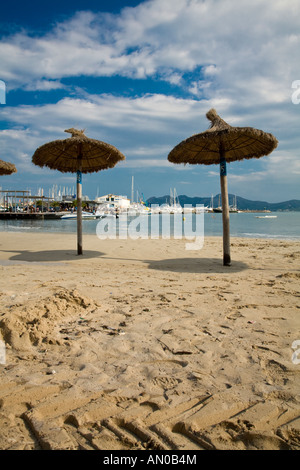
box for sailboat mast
[131,176,134,204]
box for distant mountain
[146,194,300,211]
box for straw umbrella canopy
[32,128,125,255]
[168,109,278,266]
[0,159,17,175]
[0,160,17,212]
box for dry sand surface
[0,231,299,451]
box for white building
[95,194,130,210]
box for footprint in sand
[152,376,181,389]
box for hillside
[146,194,300,211]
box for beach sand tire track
[0,382,299,450]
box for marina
[1,187,299,241]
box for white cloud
[0,80,5,104]
[189,80,212,97]
[24,80,66,92]
[119,158,173,168]
[228,171,268,183]
[265,152,300,178]
[0,0,300,200]
[0,93,203,134]
[1,87,299,199]
[203,65,218,76]
[1,0,299,97]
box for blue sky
[0,0,299,202]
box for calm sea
[1,212,300,241]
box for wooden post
[77,154,83,255]
[220,146,231,266]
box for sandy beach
[0,231,299,450]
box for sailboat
[213,194,239,213]
[206,195,214,213]
[169,188,183,213]
[153,188,182,214]
[129,179,151,214]
[213,194,222,213]
[230,195,238,213]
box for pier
[0,189,66,219]
[0,212,64,220]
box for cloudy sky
[0,0,299,202]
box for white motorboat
[61,211,97,220]
[255,215,277,219]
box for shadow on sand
[2,249,248,273]
[145,257,248,274]
[1,249,104,263]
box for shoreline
[1,211,299,243]
[0,208,283,220]
[0,230,299,243]
[0,232,299,450]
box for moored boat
[61,211,97,220]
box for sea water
[1,211,300,241]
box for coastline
[0,232,299,450]
[1,211,300,243]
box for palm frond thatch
[168,108,278,165]
[32,128,125,173]
[0,159,17,175]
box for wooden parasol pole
[219,143,231,266]
[77,151,83,255]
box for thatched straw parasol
[32,128,125,255]
[168,109,278,265]
[0,159,17,175]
